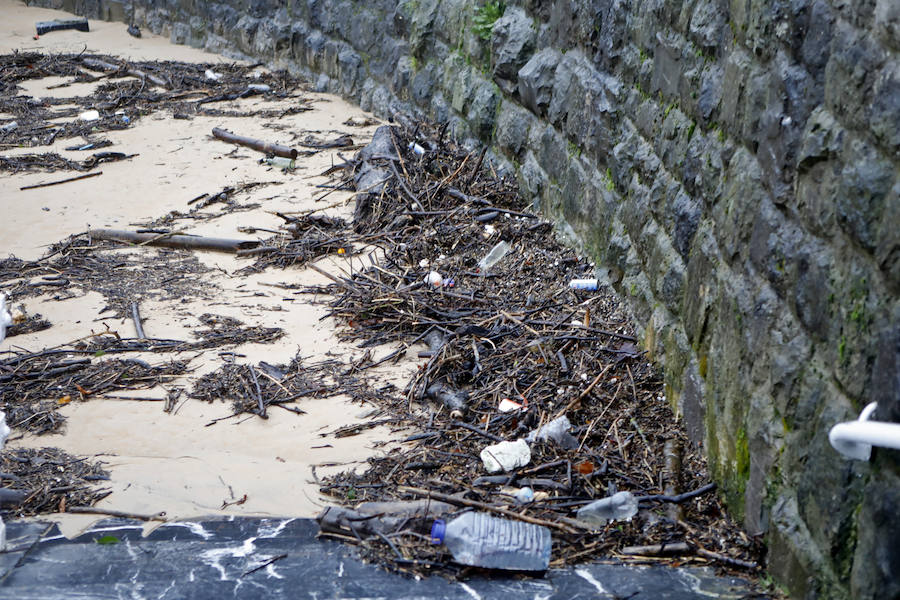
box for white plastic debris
[478,240,511,273]
[425,271,443,287]
[0,121,17,134]
[514,486,535,504]
[204,69,222,81]
[526,415,579,449]
[498,398,524,413]
[418,259,430,268]
[79,110,100,121]
[0,293,11,345]
[480,439,531,473]
[569,278,599,290]
[483,224,495,236]
[247,83,271,92]
[408,142,425,156]
[576,491,639,526]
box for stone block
[466,80,500,141]
[836,137,894,254]
[868,59,900,154]
[875,0,900,50]
[825,20,887,132]
[714,148,764,263]
[851,464,900,600]
[793,242,833,341]
[516,151,546,207]
[410,64,436,108]
[495,101,535,160]
[830,255,882,400]
[720,48,753,139]
[490,6,536,89]
[800,0,835,83]
[651,32,682,99]
[688,0,727,51]
[876,180,900,292]
[518,48,561,117]
[870,320,900,422]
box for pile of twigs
[0,353,189,434]
[1,447,110,517]
[0,52,311,151]
[301,121,764,577]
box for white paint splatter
[257,518,295,539]
[575,568,608,594]
[265,563,284,579]
[200,537,257,581]
[337,561,344,577]
[459,582,482,600]
[163,521,214,540]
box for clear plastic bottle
[477,240,511,273]
[576,491,639,526]
[431,512,551,571]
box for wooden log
[211,127,298,159]
[91,229,259,253]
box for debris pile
[304,121,764,576]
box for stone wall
[25,0,900,597]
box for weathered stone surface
[489,6,535,91]
[517,48,560,117]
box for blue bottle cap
[430,519,446,544]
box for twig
[131,302,145,340]
[636,482,717,504]
[241,553,288,577]
[67,506,166,521]
[450,420,503,442]
[250,366,266,419]
[20,171,102,191]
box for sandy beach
[1,0,413,536]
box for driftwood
[20,171,102,191]
[212,127,298,159]
[91,229,260,253]
[67,506,167,521]
[81,57,168,88]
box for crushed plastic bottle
[431,512,551,571]
[576,491,639,526]
[526,415,579,449]
[0,121,17,134]
[477,240,511,273]
[247,83,271,93]
[480,438,531,473]
[408,142,425,156]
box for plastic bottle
[431,512,551,571]
[264,156,295,170]
[477,240,511,273]
[576,491,639,526]
[569,278,599,290]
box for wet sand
[1,0,415,536]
